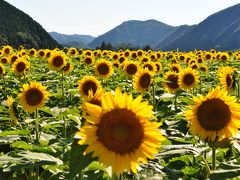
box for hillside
[49,32,95,48]
[88,20,177,49]
[0,0,59,49]
[160,3,240,51]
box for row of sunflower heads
[76,80,165,175]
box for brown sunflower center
[11,56,18,64]
[113,55,118,60]
[4,48,10,54]
[226,74,233,88]
[97,63,110,75]
[139,73,151,88]
[1,58,7,64]
[221,55,227,61]
[143,64,153,71]
[88,99,101,107]
[172,66,179,73]
[52,56,64,67]
[85,57,92,64]
[39,51,45,57]
[197,98,231,131]
[205,54,211,60]
[82,80,98,96]
[63,63,70,71]
[25,88,44,106]
[167,74,179,89]
[0,67,3,75]
[16,62,26,73]
[126,64,137,75]
[97,109,144,154]
[30,50,35,55]
[183,73,195,86]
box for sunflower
[12,58,30,76]
[163,71,179,94]
[199,64,208,72]
[45,50,51,58]
[62,62,73,74]
[133,69,153,93]
[218,66,236,91]
[84,50,92,57]
[154,62,162,73]
[81,88,104,113]
[190,63,199,70]
[137,50,143,57]
[220,52,230,62]
[28,48,36,57]
[178,68,199,90]
[78,76,102,98]
[141,56,149,64]
[48,51,67,71]
[77,88,164,174]
[0,57,8,64]
[83,56,94,65]
[204,52,212,61]
[124,50,130,58]
[9,54,19,64]
[68,47,78,56]
[7,96,19,125]
[118,56,125,64]
[95,59,113,79]
[123,61,138,77]
[38,49,46,58]
[112,53,119,61]
[142,61,156,73]
[131,51,137,59]
[0,63,5,76]
[18,81,49,113]
[2,45,13,56]
[113,61,120,68]
[184,86,240,142]
[170,64,181,73]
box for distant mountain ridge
[88,19,177,49]
[49,32,95,48]
[160,3,240,51]
[50,3,240,51]
[0,0,59,49]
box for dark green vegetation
[0,0,59,49]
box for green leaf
[0,129,29,137]
[210,169,240,180]
[182,166,200,175]
[67,139,96,179]
[11,141,32,150]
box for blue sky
[4,0,240,36]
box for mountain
[49,32,95,48]
[0,0,59,49]
[160,3,240,51]
[155,25,195,49]
[88,20,177,49]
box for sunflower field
[0,45,240,179]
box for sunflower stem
[174,93,178,112]
[212,147,216,170]
[152,81,156,111]
[200,154,211,177]
[112,173,120,180]
[35,109,39,143]
[61,70,65,105]
[2,76,6,98]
